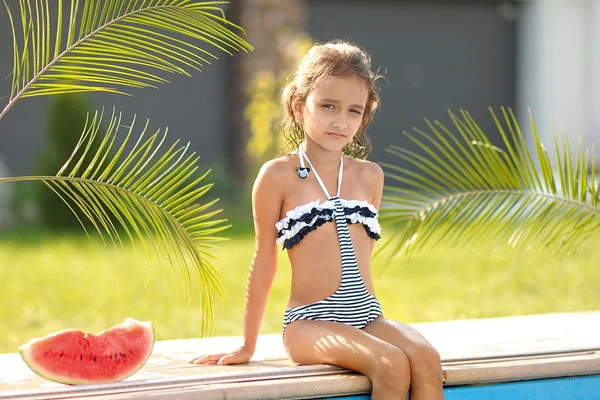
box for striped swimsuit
[278,145,383,334]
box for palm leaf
[0,0,252,119]
[0,108,228,335]
[378,107,600,262]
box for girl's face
[294,74,368,152]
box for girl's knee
[372,347,411,392]
[411,342,443,379]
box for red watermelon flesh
[19,318,154,385]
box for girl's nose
[333,121,348,130]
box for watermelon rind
[19,318,154,385]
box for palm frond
[378,107,600,262]
[0,0,252,119]
[0,108,228,335]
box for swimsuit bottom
[282,288,383,334]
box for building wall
[307,0,517,167]
[3,1,598,182]
[0,3,232,177]
[517,0,600,167]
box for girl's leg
[284,319,411,400]
[363,317,444,399]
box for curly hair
[279,40,382,159]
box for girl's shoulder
[255,154,299,187]
[260,154,298,173]
[345,156,383,181]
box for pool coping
[2,311,599,399]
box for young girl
[190,40,444,400]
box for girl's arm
[369,161,384,210]
[368,161,385,256]
[240,160,283,352]
[190,160,284,365]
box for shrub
[35,93,103,230]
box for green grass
[0,228,598,354]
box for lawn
[0,227,598,354]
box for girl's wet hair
[280,40,382,159]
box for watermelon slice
[19,318,154,385]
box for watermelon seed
[93,356,97,362]
[80,354,83,361]
[120,352,126,358]
[59,352,64,358]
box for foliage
[35,93,103,229]
[0,0,253,335]
[379,107,600,262]
[1,229,598,353]
[1,0,252,118]
[0,0,598,341]
[245,71,279,166]
[244,32,311,174]
[0,155,13,228]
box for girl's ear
[292,96,305,123]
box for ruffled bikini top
[275,144,382,250]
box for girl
[190,40,444,400]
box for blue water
[322,375,600,400]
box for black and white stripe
[282,196,383,332]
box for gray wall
[0,0,517,177]
[307,0,517,167]
[0,5,232,176]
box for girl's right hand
[189,345,254,365]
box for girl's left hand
[189,345,254,365]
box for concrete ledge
[1,312,599,399]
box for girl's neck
[301,139,343,173]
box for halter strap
[298,144,343,199]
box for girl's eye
[322,104,334,109]
[350,109,362,115]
